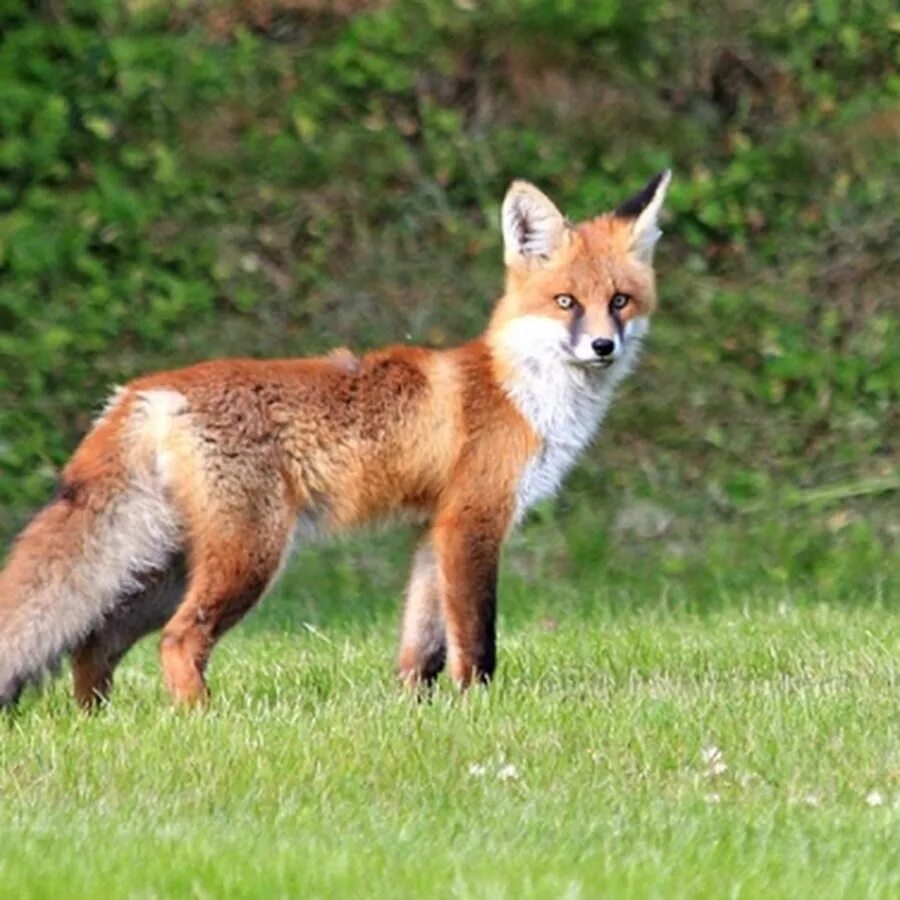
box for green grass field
[2,503,898,899]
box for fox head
[489,171,670,373]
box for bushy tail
[0,477,179,707]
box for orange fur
[0,173,669,708]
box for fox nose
[591,338,615,358]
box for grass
[1,500,898,898]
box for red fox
[0,172,670,708]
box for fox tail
[0,437,180,707]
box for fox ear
[502,181,569,266]
[615,170,672,263]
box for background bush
[1,0,897,541]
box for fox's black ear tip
[614,169,672,219]
[646,169,673,190]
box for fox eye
[610,293,631,311]
[555,293,577,311]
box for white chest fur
[510,365,615,521]
[495,316,646,522]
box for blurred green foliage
[0,0,898,532]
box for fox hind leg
[159,524,292,706]
[72,556,186,709]
[71,636,115,710]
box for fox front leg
[431,508,508,687]
[396,538,446,689]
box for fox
[0,171,671,709]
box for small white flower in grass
[803,793,820,808]
[705,792,722,804]
[701,745,727,777]
[468,763,487,778]
[497,764,520,781]
[866,790,885,807]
